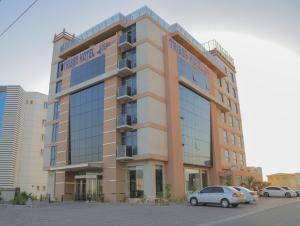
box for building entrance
[74,173,102,201]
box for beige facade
[44,6,261,202]
[268,173,300,190]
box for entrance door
[75,179,86,201]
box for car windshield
[282,187,290,190]
[233,187,241,191]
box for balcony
[117,114,134,131]
[118,33,134,52]
[117,85,134,102]
[118,58,134,77]
[116,145,133,160]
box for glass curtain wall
[69,83,104,164]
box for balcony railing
[117,58,134,76]
[117,85,134,102]
[117,114,134,130]
[116,145,133,160]
[118,33,134,52]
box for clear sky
[1,0,299,178]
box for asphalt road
[0,197,300,226]
[199,199,300,226]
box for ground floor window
[184,168,208,192]
[155,165,163,198]
[128,166,144,198]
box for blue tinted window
[121,101,137,123]
[69,83,104,164]
[43,102,48,109]
[70,55,105,87]
[56,81,62,93]
[57,61,64,78]
[0,91,6,138]
[177,56,209,91]
[53,101,60,120]
[51,123,59,142]
[122,48,136,67]
[180,85,211,166]
[121,131,137,155]
[50,146,57,166]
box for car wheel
[190,197,198,206]
[263,192,269,197]
[232,204,239,208]
[285,193,291,198]
[221,199,230,208]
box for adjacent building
[44,6,261,202]
[268,173,300,190]
[0,85,48,197]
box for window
[43,102,48,109]
[70,55,105,86]
[180,85,211,166]
[53,101,60,120]
[121,101,137,124]
[57,61,64,78]
[30,100,33,104]
[225,82,230,93]
[43,186,46,191]
[37,186,40,191]
[240,154,245,166]
[218,92,224,103]
[55,81,62,93]
[122,75,137,95]
[230,133,235,145]
[228,115,233,127]
[69,83,104,164]
[233,152,237,165]
[50,146,57,166]
[232,88,237,98]
[237,136,242,147]
[177,56,209,91]
[212,187,224,193]
[224,150,230,163]
[223,129,227,143]
[220,112,226,123]
[122,48,137,67]
[42,119,46,126]
[217,78,222,87]
[228,99,232,109]
[51,123,59,142]
[200,187,214,193]
[235,103,239,114]
[41,134,45,141]
[230,72,235,83]
[156,165,163,197]
[121,131,137,155]
[128,166,144,198]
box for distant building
[44,6,262,202]
[0,85,48,196]
[268,173,300,190]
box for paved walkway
[0,197,299,226]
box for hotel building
[0,86,48,196]
[44,6,260,202]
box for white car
[233,186,258,204]
[281,186,298,197]
[188,185,245,208]
[263,186,297,198]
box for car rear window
[234,187,241,191]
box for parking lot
[0,197,300,226]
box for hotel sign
[63,36,116,71]
[169,38,211,76]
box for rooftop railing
[59,6,234,69]
[203,40,234,65]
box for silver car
[188,185,245,208]
[233,186,258,204]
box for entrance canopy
[49,162,103,172]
